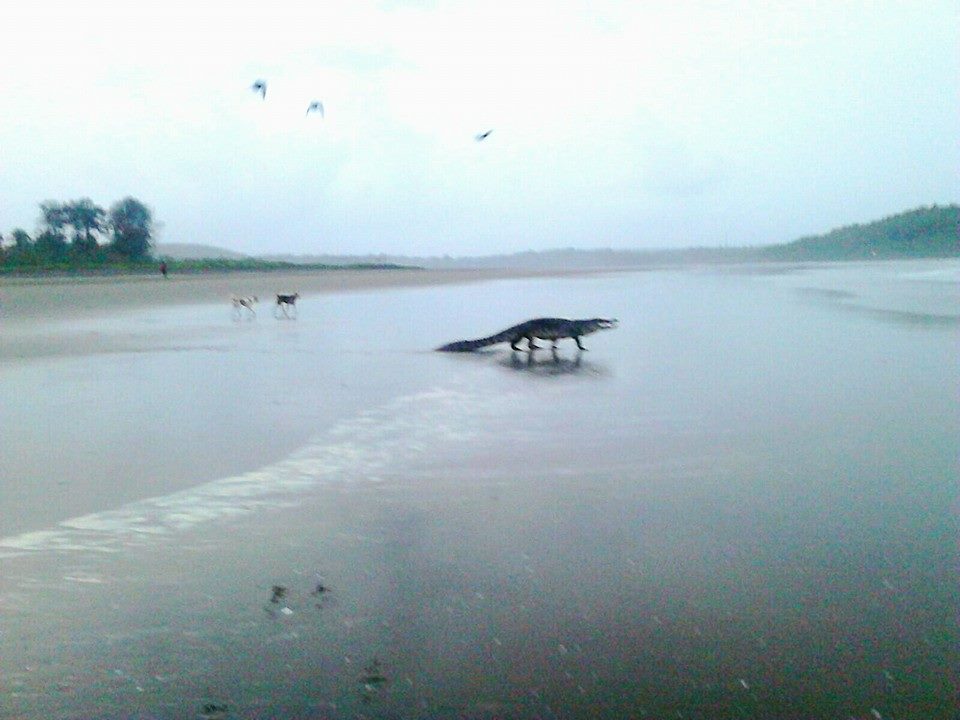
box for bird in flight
[306,101,324,117]
[475,129,493,142]
[251,80,267,99]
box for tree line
[0,197,155,269]
[759,204,959,261]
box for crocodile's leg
[527,336,541,351]
[575,336,586,351]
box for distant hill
[155,243,250,260]
[262,249,671,270]
[263,205,957,269]
[760,204,959,261]
[163,205,959,270]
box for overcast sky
[1,1,956,257]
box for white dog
[231,295,258,318]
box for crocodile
[436,317,618,352]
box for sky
[1,0,957,257]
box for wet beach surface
[1,261,957,718]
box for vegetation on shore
[757,204,958,261]
[631,204,957,265]
[239,204,960,269]
[427,204,957,268]
[0,197,415,275]
[2,200,955,276]
[0,196,154,274]
[160,258,414,274]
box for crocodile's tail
[436,330,513,352]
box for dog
[231,295,258,318]
[275,292,300,318]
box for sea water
[1,260,957,718]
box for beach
[0,267,609,319]
[0,267,619,367]
[0,267,570,536]
[1,261,957,718]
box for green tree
[34,229,68,260]
[65,198,106,255]
[11,228,33,250]
[108,197,153,260]
[35,201,72,262]
[38,200,69,239]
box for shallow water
[1,261,957,718]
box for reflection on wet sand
[499,348,609,377]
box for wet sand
[0,267,583,536]
[1,261,957,718]
[0,267,604,363]
[0,267,589,323]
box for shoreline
[0,266,624,363]
[0,267,612,323]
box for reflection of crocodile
[437,317,618,352]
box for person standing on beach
[159,261,168,278]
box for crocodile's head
[581,318,619,334]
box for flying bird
[475,129,493,142]
[251,80,267,99]
[306,101,324,117]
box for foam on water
[0,386,492,558]
[896,262,960,283]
